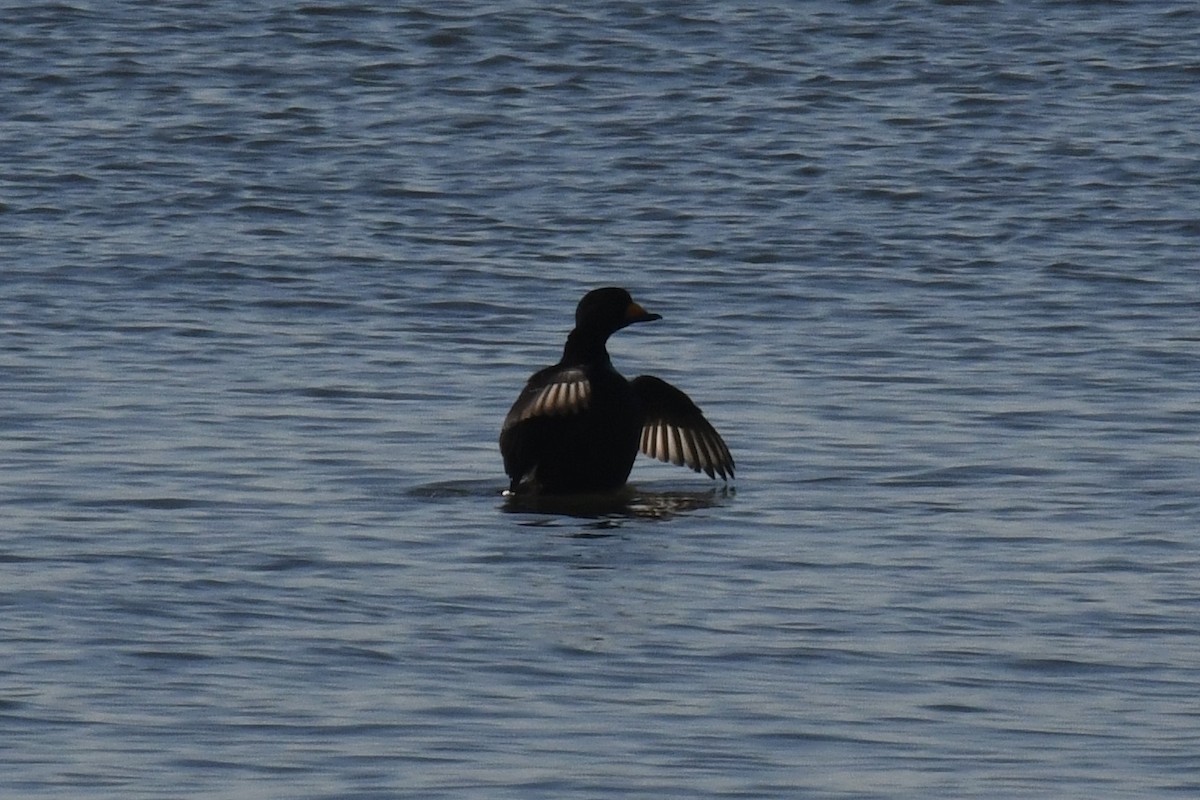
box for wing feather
[503,366,592,429]
[678,428,697,468]
[631,375,735,482]
[669,425,684,466]
[692,434,706,472]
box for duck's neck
[561,328,612,367]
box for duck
[499,287,734,494]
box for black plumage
[500,287,734,494]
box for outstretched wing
[502,365,591,429]
[631,375,734,481]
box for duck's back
[500,363,642,493]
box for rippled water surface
[4,2,1200,797]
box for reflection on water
[501,483,735,521]
[406,479,733,523]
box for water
[4,2,1200,797]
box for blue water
[4,2,1200,797]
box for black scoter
[499,287,734,494]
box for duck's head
[575,287,661,337]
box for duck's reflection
[501,483,734,521]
